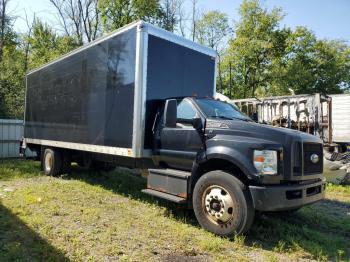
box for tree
[195,11,230,93]
[175,0,186,37]
[160,0,178,32]
[49,0,101,44]
[190,0,198,41]
[220,0,350,98]
[222,0,288,98]
[27,19,79,68]
[276,27,350,95]
[0,0,8,62]
[0,19,79,118]
[22,11,36,73]
[0,42,26,118]
[0,0,15,62]
[98,0,162,32]
[0,0,21,118]
[195,11,230,51]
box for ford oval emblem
[310,154,319,164]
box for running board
[141,189,187,204]
[146,168,191,200]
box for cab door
[157,99,204,170]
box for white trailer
[330,94,350,145]
[231,93,350,152]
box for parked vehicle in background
[329,94,350,151]
[231,93,350,153]
[21,21,325,236]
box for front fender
[204,146,254,179]
[203,134,282,179]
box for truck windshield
[194,98,251,121]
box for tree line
[0,0,349,119]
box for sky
[9,0,350,43]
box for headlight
[253,150,278,175]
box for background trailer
[24,21,217,159]
[231,93,350,151]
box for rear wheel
[193,170,254,236]
[42,148,62,176]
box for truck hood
[205,119,323,182]
[206,119,321,145]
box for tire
[42,148,62,176]
[193,170,255,236]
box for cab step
[141,189,187,203]
[148,168,191,178]
[144,168,191,203]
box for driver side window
[176,100,197,128]
[177,100,196,126]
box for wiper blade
[209,115,234,120]
[210,115,251,122]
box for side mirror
[164,99,177,128]
[192,117,203,131]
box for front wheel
[193,171,254,236]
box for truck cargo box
[24,21,217,158]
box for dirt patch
[161,254,212,262]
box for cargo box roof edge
[27,20,217,76]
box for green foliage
[279,29,350,95]
[220,0,350,98]
[0,19,78,119]
[221,0,290,98]
[0,23,25,118]
[98,0,162,32]
[27,20,79,69]
[0,42,26,118]
[195,11,231,50]
[0,1,21,118]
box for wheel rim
[45,152,53,173]
[202,185,235,225]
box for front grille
[292,142,302,176]
[303,143,323,174]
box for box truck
[21,21,325,236]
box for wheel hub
[204,187,234,223]
[210,200,221,212]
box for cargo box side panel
[144,35,215,148]
[331,94,350,143]
[25,28,137,149]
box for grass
[0,159,349,261]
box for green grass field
[0,159,349,261]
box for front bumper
[249,178,326,211]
